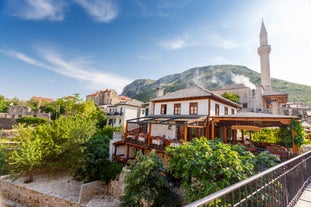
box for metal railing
[184,150,311,207]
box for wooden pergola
[209,112,300,153]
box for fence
[184,150,311,207]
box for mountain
[121,65,311,105]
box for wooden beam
[231,125,262,131]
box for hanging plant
[290,119,306,149]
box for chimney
[156,87,165,97]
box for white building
[106,98,145,129]
[111,86,241,160]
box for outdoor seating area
[125,133,182,153]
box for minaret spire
[258,20,272,91]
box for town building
[86,89,118,106]
[112,86,242,160]
[111,21,299,161]
[213,21,288,115]
[105,97,145,129]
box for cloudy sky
[1,0,311,100]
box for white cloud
[8,0,66,21]
[0,46,131,93]
[74,0,118,22]
[159,37,186,50]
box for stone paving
[295,183,311,207]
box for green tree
[120,151,181,207]
[166,138,254,202]
[0,144,8,175]
[252,128,282,144]
[222,92,240,103]
[16,116,49,126]
[291,119,308,148]
[0,95,10,112]
[9,137,43,182]
[74,132,122,182]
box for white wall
[154,99,209,115]
[154,98,237,116]
[150,124,176,139]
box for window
[215,104,220,115]
[231,109,235,114]
[174,103,181,115]
[189,102,198,115]
[160,104,167,114]
[224,106,228,115]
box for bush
[120,151,181,207]
[166,138,255,202]
[74,132,123,182]
[0,144,8,175]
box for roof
[152,86,241,107]
[86,89,115,97]
[262,90,288,96]
[32,96,54,102]
[212,112,296,119]
[211,112,298,127]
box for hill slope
[121,65,311,105]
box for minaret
[257,20,272,91]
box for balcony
[106,111,123,116]
[125,133,182,152]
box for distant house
[105,98,145,129]
[86,89,118,106]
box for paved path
[295,183,311,207]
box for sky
[1,0,311,101]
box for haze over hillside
[121,65,311,106]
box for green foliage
[0,95,10,112]
[16,116,49,126]
[120,151,181,207]
[101,125,120,138]
[74,132,122,183]
[290,119,307,148]
[166,138,255,202]
[221,92,240,103]
[9,137,43,181]
[91,107,107,129]
[253,151,279,172]
[252,128,282,144]
[0,144,8,175]
[8,114,96,177]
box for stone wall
[109,167,127,198]
[0,179,82,207]
[78,180,109,204]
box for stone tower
[257,20,272,91]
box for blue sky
[1,0,311,100]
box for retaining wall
[0,179,82,207]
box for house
[105,97,145,129]
[86,89,118,106]
[112,86,241,160]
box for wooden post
[184,126,188,142]
[211,121,215,140]
[292,130,298,154]
[224,126,227,143]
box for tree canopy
[120,150,181,207]
[166,138,257,202]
